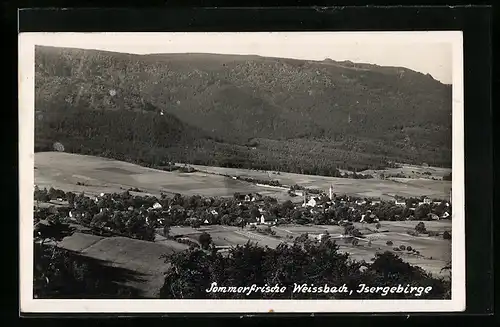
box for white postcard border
[19,31,465,313]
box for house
[253,193,263,202]
[394,199,406,206]
[303,197,319,207]
[433,201,442,206]
[152,202,162,210]
[371,200,381,205]
[210,209,219,216]
[355,199,366,206]
[441,212,451,219]
[423,197,432,204]
[417,201,425,206]
[244,194,252,202]
[204,219,209,224]
[427,213,440,220]
[293,191,305,197]
[260,214,277,225]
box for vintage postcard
[19,31,465,313]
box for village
[34,181,452,247]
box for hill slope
[35,46,452,173]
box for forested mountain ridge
[35,45,452,172]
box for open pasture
[34,152,293,200]
[360,163,452,180]
[53,232,190,297]
[168,221,451,277]
[188,163,452,201]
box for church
[302,184,335,207]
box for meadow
[35,152,452,202]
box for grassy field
[34,152,293,200]
[35,151,452,294]
[54,232,189,298]
[360,164,452,180]
[169,221,452,278]
[187,163,452,200]
[35,152,451,201]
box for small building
[152,202,162,210]
[204,219,209,224]
[303,197,319,207]
[244,194,252,202]
[260,214,277,225]
[427,213,440,220]
[441,211,451,219]
[371,200,381,205]
[355,199,367,206]
[423,197,432,204]
[210,209,219,216]
[394,199,406,206]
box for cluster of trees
[34,187,451,243]
[160,239,451,299]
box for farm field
[44,219,451,299]
[186,163,452,201]
[35,152,451,202]
[34,151,452,292]
[168,221,452,278]
[360,164,452,180]
[53,232,189,298]
[34,152,293,201]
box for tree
[199,232,212,250]
[375,223,381,229]
[443,231,451,240]
[415,222,427,234]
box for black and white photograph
[19,31,465,313]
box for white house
[152,202,162,210]
[210,209,219,216]
[244,194,252,202]
[305,197,319,207]
[441,211,451,219]
[355,199,366,206]
[371,200,381,205]
[428,213,440,220]
[204,219,209,224]
[423,197,432,204]
[260,214,277,225]
[394,199,406,206]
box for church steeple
[329,184,334,200]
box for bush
[443,231,451,240]
[375,223,381,229]
[406,246,413,251]
[386,241,393,246]
[393,247,400,251]
[399,245,406,251]
[415,222,427,233]
[198,232,212,250]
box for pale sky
[27,32,456,84]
